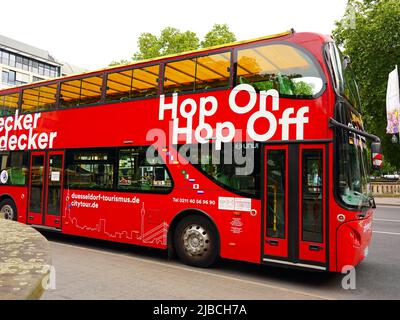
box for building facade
[0,34,84,90]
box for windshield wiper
[352,191,374,209]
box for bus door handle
[266,240,279,246]
[309,245,323,251]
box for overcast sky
[0,0,348,70]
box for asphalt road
[41,205,400,300]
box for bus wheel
[0,199,17,221]
[174,215,219,268]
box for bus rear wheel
[0,199,17,221]
[174,215,219,268]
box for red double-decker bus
[0,30,381,272]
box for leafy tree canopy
[109,59,130,67]
[127,24,236,62]
[333,0,400,169]
[133,27,200,60]
[201,24,237,48]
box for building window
[2,71,8,83]
[32,61,39,74]
[9,54,16,67]
[15,56,22,69]
[33,76,44,82]
[0,49,60,78]
[1,70,16,85]
[1,51,9,65]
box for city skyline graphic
[63,193,169,246]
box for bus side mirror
[371,142,383,170]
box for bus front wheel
[174,215,219,268]
[0,198,17,221]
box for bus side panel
[61,189,171,249]
[60,161,262,264]
[336,213,373,271]
[216,199,262,264]
[0,186,28,224]
[165,162,262,265]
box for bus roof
[0,30,294,93]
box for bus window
[180,143,261,198]
[266,149,286,239]
[163,52,231,94]
[132,65,159,98]
[106,65,159,102]
[302,149,323,243]
[0,93,19,116]
[117,147,172,192]
[65,149,114,190]
[60,75,103,108]
[22,84,57,113]
[236,44,323,97]
[164,58,196,94]
[0,151,28,185]
[106,69,133,102]
[195,52,231,90]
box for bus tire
[174,215,219,268]
[0,198,17,221]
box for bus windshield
[337,126,372,207]
[332,44,372,208]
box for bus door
[263,144,327,270]
[28,151,64,229]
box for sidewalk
[374,197,400,207]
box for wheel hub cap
[1,205,14,220]
[183,224,210,256]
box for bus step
[30,225,61,232]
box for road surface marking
[373,231,400,236]
[374,219,400,223]
[50,241,334,300]
[376,205,400,209]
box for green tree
[109,59,130,67]
[201,24,236,48]
[132,24,236,61]
[133,27,200,60]
[333,0,400,169]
